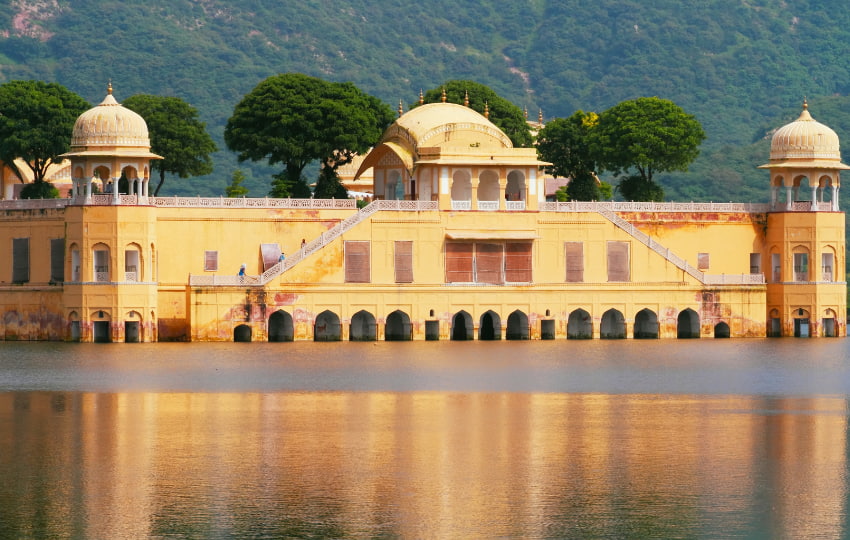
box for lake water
[1,339,849,539]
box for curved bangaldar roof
[392,102,514,149]
[761,102,848,169]
[70,84,151,149]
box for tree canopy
[0,80,89,190]
[417,80,533,147]
[123,94,217,196]
[224,73,395,198]
[594,97,705,201]
[536,111,602,201]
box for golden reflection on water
[0,392,847,538]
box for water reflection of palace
[1,391,846,537]
[0,88,845,341]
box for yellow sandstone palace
[0,88,846,341]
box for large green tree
[594,97,705,202]
[417,80,533,147]
[536,110,602,201]
[0,80,89,195]
[123,94,217,196]
[224,73,394,198]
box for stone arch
[92,310,112,343]
[567,308,593,339]
[677,308,700,339]
[268,310,294,342]
[817,174,835,202]
[792,173,812,200]
[822,308,838,337]
[821,245,837,282]
[791,245,810,282]
[768,308,782,337]
[385,310,412,341]
[600,309,625,339]
[68,311,81,342]
[506,170,526,201]
[478,310,501,340]
[794,308,811,338]
[124,310,142,343]
[506,310,529,340]
[120,165,141,195]
[73,165,85,179]
[634,308,659,339]
[350,310,377,341]
[451,169,472,202]
[451,310,473,341]
[234,324,252,342]
[386,170,404,200]
[92,243,111,282]
[124,242,143,282]
[314,310,341,342]
[477,169,500,203]
[714,321,730,338]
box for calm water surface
[1,339,849,539]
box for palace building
[0,89,845,341]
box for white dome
[70,87,150,148]
[770,104,841,161]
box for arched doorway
[823,309,837,337]
[793,308,811,338]
[479,310,501,340]
[677,308,700,339]
[634,308,659,339]
[314,310,341,341]
[568,309,593,339]
[451,310,473,341]
[714,321,730,338]
[268,310,294,342]
[600,309,625,339]
[385,310,412,341]
[234,324,252,342]
[350,310,377,341]
[506,310,529,340]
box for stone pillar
[112,177,120,204]
[811,185,818,211]
[785,186,793,210]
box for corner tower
[760,102,847,336]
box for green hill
[3,0,850,201]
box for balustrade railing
[539,201,771,213]
[506,201,526,211]
[478,200,499,211]
[451,200,472,211]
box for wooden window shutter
[697,253,710,271]
[445,242,473,283]
[394,241,413,283]
[345,241,370,283]
[607,241,630,282]
[505,242,532,282]
[204,251,218,272]
[565,242,584,282]
[50,238,65,282]
[12,238,29,283]
[475,242,504,284]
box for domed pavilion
[62,83,162,204]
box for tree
[225,169,249,198]
[123,94,217,196]
[594,97,705,202]
[314,166,348,199]
[537,111,601,201]
[224,73,394,198]
[0,80,89,195]
[417,80,533,147]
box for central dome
[70,85,150,148]
[769,103,841,162]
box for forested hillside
[3,0,850,201]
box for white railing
[451,200,472,211]
[189,199,438,287]
[539,201,771,213]
[151,196,357,209]
[124,271,138,282]
[0,199,70,210]
[506,201,526,211]
[478,200,499,211]
[703,274,766,285]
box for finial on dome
[538,109,543,124]
[803,97,808,110]
[398,100,404,117]
[523,106,528,120]
[419,89,424,105]
[484,101,489,119]
[441,88,446,103]
[107,80,113,95]
[464,90,469,107]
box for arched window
[92,243,110,282]
[124,243,142,282]
[506,170,526,203]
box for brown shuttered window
[446,242,473,283]
[204,251,218,272]
[565,241,584,282]
[697,252,710,271]
[505,242,532,283]
[476,242,503,284]
[12,238,29,283]
[607,241,630,282]
[50,238,65,282]
[345,241,371,283]
[394,241,413,283]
